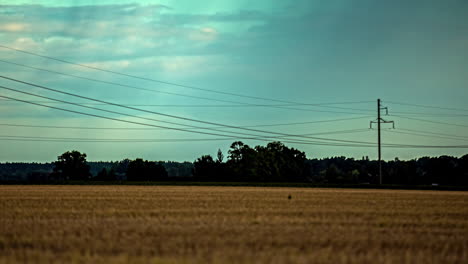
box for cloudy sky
[0,0,467,162]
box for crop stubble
[0,186,467,263]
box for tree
[323,164,342,183]
[126,158,168,181]
[193,155,216,181]
[227,141,258,181]
[95,168,117,181]
[53,150,90,181]
[216,149,224,163]
[114,159,131,175]
[459,155,468,185]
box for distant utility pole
[370,99,395,184]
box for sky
[0,0,468,162]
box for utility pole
[377,99,382,184]
[370,99,394,184]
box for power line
[387,100,468,113]
[0,91,316,142]
[384,129,468,142]
[3,94,466,149]
[0,120,371,131]
[0,44,290,102]
[384,144,468,149]
[5,84,364,142]
[399,128,468,140]
[0,93,382,147]
[0,98,373,108]
[391,111,468,117]
[0,93,342,145]
[0,85,251,138]
[0,59,259,106]
[0,91,372,138]
[0,59,373,114]
[0,129,372,142]
[2,134,468,148]
[0,76,381,145]
[0,96,380,147]
[393,115,468,128]
[0,135,233,142]
[0,44,375,108]
[0,137,378,147]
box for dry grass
[0,186,467,264]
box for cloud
[0,22,29,32]
[156,10,269,26]
[0,1,467,161]
[188,27,218,42]
[1,1,467,91]
[0,4,252,64]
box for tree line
[1,141,468,186]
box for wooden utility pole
[371,99,394,184]
[377,99,382,184]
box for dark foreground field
[0,186,467,263]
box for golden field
[0,186,467,264]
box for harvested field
[0,186,467,263]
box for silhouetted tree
[53,150,90,181]
[114,159,131,175]
[193,155,217,181]
[95,168,117,181]
[3,142,468,186]
[126,158,168,181]
[224,141,307,182]
[255,142,307,182]
[216,149,224,163]
[459,155,468,185]
[227,141,258,181]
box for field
[0,186,467,263]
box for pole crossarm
[370,119,395,129]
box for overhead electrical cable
[0,116,372,130]
[0,59,257,105]
[0,94,379,148]
[383,129,468,142]
[0,137,378,147]
[0,122,369,134]
[0,76,383,145]
[4,85,351,142]
[0,93,359,146]
[390,111,468,117]
[387,100,468,113]
[0,92,380,146]
[0,86,373,142]
[0,85,257,138]
[0,59,371,114]
[0,98,373,108]
[2,134,467,148]
[3,93,467,149]
[398,128,468,140]
[0,60,370,115]
[392,115,468,128]
[383,144,468,149]
[0,129,372,142]
[0,45,373,104]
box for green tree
[53,150,90,181]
